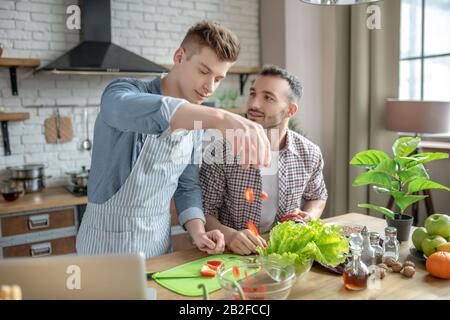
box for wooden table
[146,213,450,300]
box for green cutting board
[154,254,247,297]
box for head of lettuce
[256,220,349,275]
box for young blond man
[76,21,270,259]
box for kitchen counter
[146,213,450,300]
[0,187,87,215]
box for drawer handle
[28,214,50,230]
[30,242,52,257]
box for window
[400,0,450,101]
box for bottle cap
[369,231,380,241]
[385,226,397,237]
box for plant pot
[386,214,414,242]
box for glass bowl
[0,183,24,202]
[217,256,299,300]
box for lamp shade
[300,0,380,5]
[385,100,450,134]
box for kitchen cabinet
[0,187,84,259]
[0,205,79,259]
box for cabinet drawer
[1,208,76,237]
[2,236,76,258]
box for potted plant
[349,137,450,241]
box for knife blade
[146,272,204,280]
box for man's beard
[261,109,287,129]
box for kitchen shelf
[161,64,261,95]
[0,112,30,122]
[0,57,41,96]
[0,112,30,156]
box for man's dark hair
[259,65,303,104]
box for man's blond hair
[180,21,240,62]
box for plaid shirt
[199,130,328,232]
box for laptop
[0,254,155,300]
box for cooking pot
[7,164,45,179]
[65,166,89,188]
[8,177,46,193]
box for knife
[146,272,205,280]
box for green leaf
[398,164,429,185]
[358,204,396,219]
[391,180,402,191]
[352,171,392,188]
[398,152,449,169]
[408,178,450,194]
[391,192,427,213]
[374,159,397,176]
[373,186,392,194]
[349,150,390,169]
[392,137,421,157]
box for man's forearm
[184,218,206,237]
[170,103,227,131]
[302,199,326,220]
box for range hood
[37,0,167,75]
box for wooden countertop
[146,213,450,300]
[0,187,87,215]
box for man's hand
[226,229,267,255]
[296,210,312,223]
[192,230,225,255]
[289,208,315,223]
[218,111,271,169]
[185,219,225,254]
[170,104,271,169]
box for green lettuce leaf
[256,220,349,272]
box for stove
[65,183,87,197]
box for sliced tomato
[244,188,255,203]
[244,271,251,285]
[260,191,268,201]
[232,265,241,277]
[200,265,216,277]
[247,220,260,237]
[206,260,223,271]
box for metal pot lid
[65,166,90,176]
[7,164,45,171]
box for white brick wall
[0,0,260,186]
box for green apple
[425,213,450,238]
[412,227,428,252]
[421,235,447,257]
